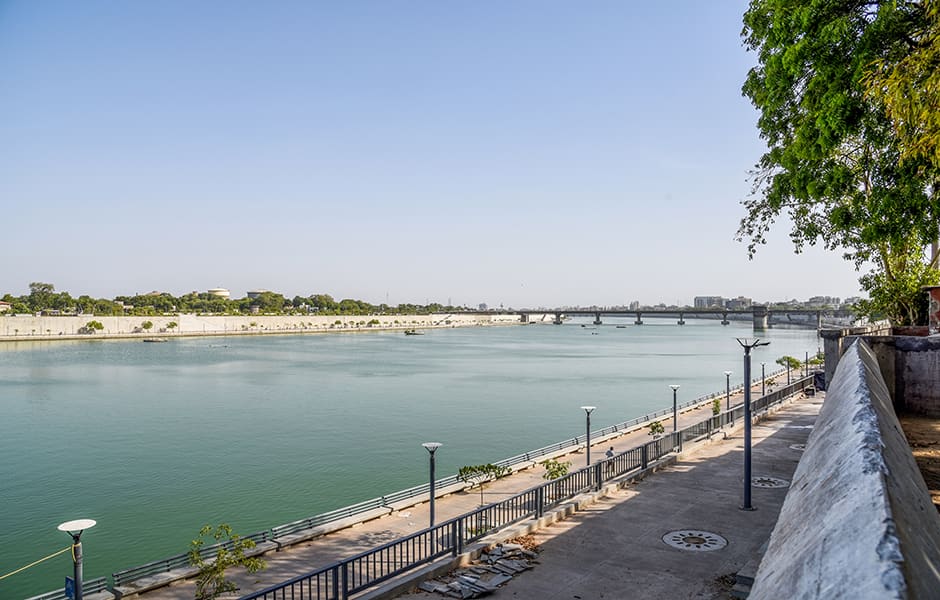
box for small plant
[141,320,153,332]
[167,321,178,330]
[540,458,572,480]
[458,463,511,506]
[712,398,721,416]
[188,523,266,600]
[648,420,665,437]
[766,377,777,388]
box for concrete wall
[749,340,940,599]
[0,312,529,341]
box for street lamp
[581,406,596,466]
[736,338,770,511]
[761,362,766,396]
[669,385,680,432]
[805,350,809,377]
[422,443,442,527]
[58,519,96,600]
[724,371,732,411]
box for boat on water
[403,329,424,336]
[616,325,627,329]
[143,338,169,343]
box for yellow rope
[0,546,72,581]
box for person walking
[605,446,614,476]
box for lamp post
[581,406,596,466]
[805,350,809,377]
[422,443,442,527]
[736,338,770,511]
[761,362,766,397]
[58,519,96,600]
[724,371,732,411]
[669,385,680,432]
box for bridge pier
[521,314,530,324]
[593,312,602,325]
[753,305,769,331]
[721,312,730,325]
[816,311,822,330]
[553,312,563,325]
[678,312,685,326]
[635,312,643,325]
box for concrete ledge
[750,340,940,599]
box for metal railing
[111,368,793,587]
[241,375,814,600]
[26,577,108,600]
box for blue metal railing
[111,368,793,587]
[240,375,813,600]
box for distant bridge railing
[110,367,792,589]
[241,375,815,600]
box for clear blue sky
[0,1,864,307]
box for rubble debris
[413,537,541,598]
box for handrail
[241,374,815,599]
[111,367,794,586]
[26,577,108,600]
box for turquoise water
[0,318,817,598]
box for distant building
[207,288,230,299]
[694,296,725,308]
[0,301,10,313]
[247,289,269,299]
[478,303,488,311]
[726,296,753,310]
[629,301,640,310]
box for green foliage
[188,523,266,600]
[854,246,939,325]
[141,321,153,331]
[85,320,104,332]
[864,0,940,168]
[712,398,721,416]
[647,421,665,437]
[167,321,178,330]
[739,0,940,326]
[458,463,511,506]
[776,356,801,370]
[540,458,571,480]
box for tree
[864,0,940,168]
[188,524,265,600]
[647,421,665,437]
[739,0,940,325]
[141,321,154,332]
[458,463,511,506]
[28,282,55,312]
[540,459,571,481]
[712,398,721,416]
[776,355,801,371]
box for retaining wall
[0,313,526,341]
[749,340,940,599]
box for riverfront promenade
[125,378,814,600]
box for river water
[0,317,818,598]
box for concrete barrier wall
[0,312,527,340]
[749,340,940,599]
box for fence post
[457,519,464,555]
[451,521,459,557]
[641,443,648,470]
[536,486,544,519]
[594,463,602,490]
[332,564,340,599]
[341,562,349,600]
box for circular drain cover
[752,476,790,488]
[662,530,727,552]
[789,443,806,451]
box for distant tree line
[1,282,473,317]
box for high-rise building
[694,296,724,308]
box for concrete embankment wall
[750,340,940,599]
[0,312,528,341]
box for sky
[0,1,866,308]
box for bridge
[516,306,852,331]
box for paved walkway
[408,390,823,599]
[133,378,805,599]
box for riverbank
[0,312,531,342]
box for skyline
[1,1,866,306]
